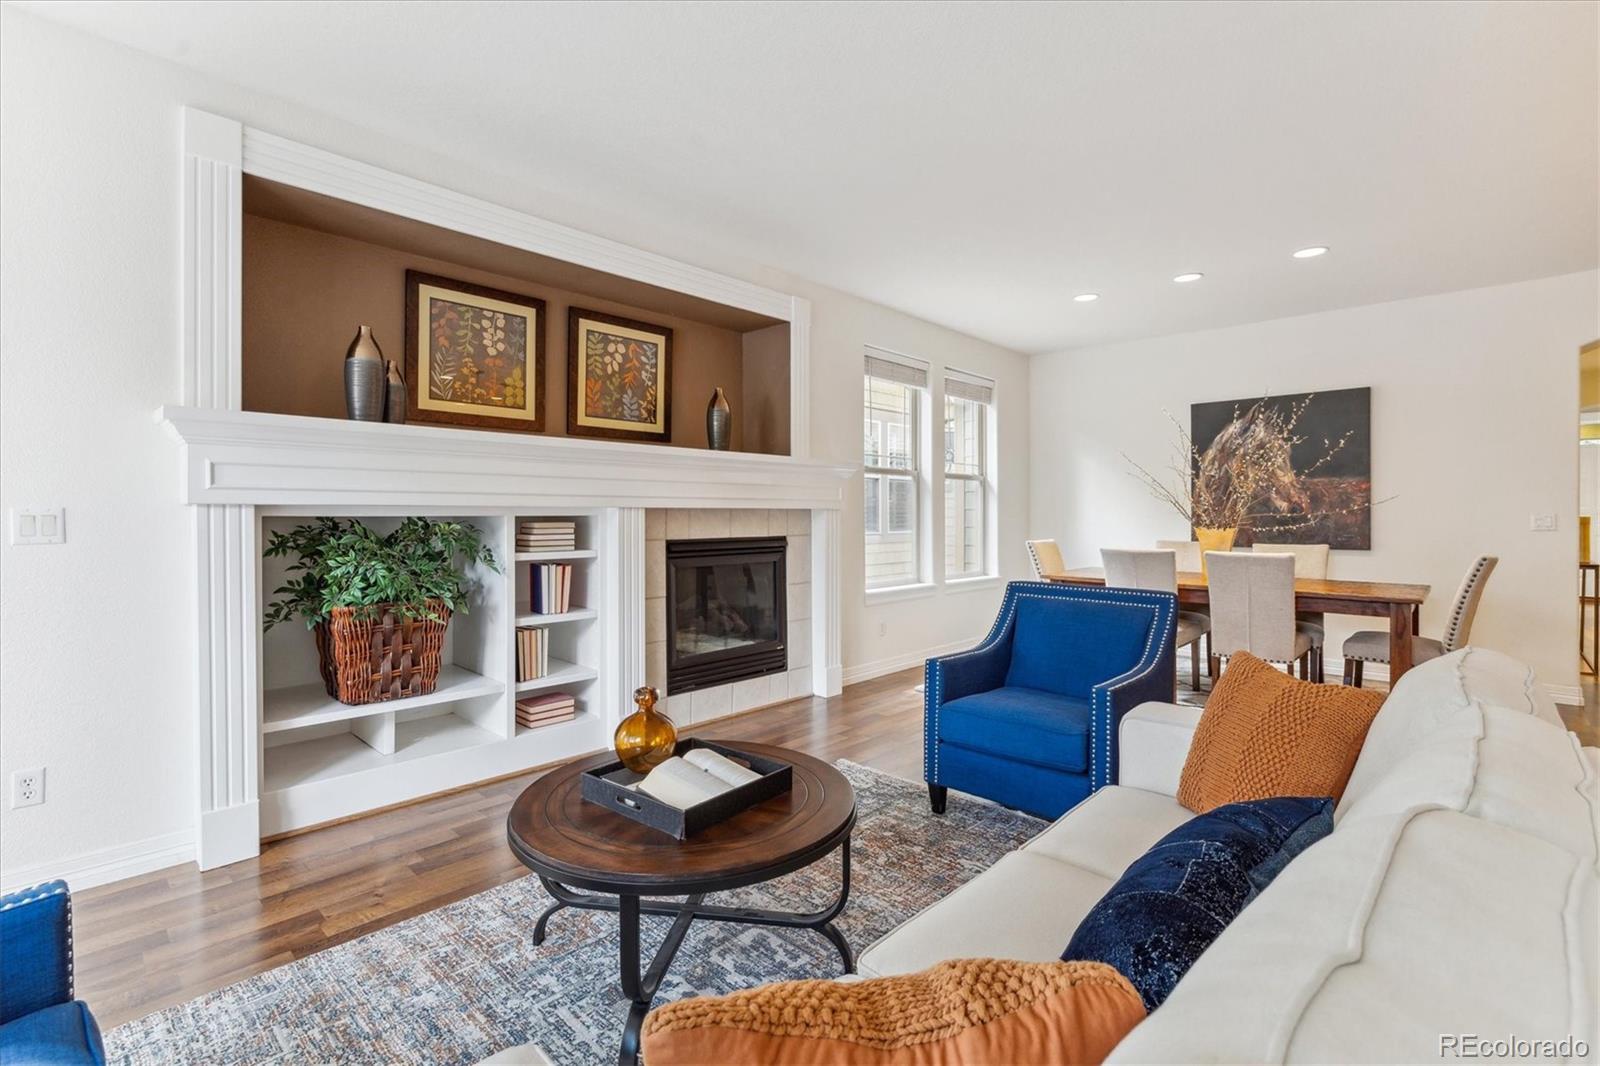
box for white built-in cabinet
[171,106,849,868]
[258,509,615,836]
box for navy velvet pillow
[1061,796,1333,1011]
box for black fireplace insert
[666,537,787,694]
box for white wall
[1030,271,1599,699]
[0,8,1029,885]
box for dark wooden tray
[580,739,794,840]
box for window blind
[944,373,994,405]
[865,349,929,388]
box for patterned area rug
[106,762,1044,1066]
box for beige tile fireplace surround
[645,509,815,727]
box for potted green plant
[265,517,499,705]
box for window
[943,373,994,579]
[864,350,928,590]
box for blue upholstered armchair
[0,881,105,1065]
[925,582,1176,820]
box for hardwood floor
[72,669,929,1028]
[72,660,1599,1029]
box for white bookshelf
[513,607,598,627]
[514,548,599,563]
[257,509,615,835]
[263,713,503,792]
[511,513,603,738]
[514,658,599,694]
[262,665,503,733]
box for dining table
[1043,568,1432,682]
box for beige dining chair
[1342,556,1498,687]
[1103,548,1210,692]
[1248,542,1330,577]
[1156,538,1213,680]
[1250,542,1330,681]
[1154,539,1202,573]
[1026,539,1065,579]
[1205,551,1313,678]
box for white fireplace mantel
[171,106,849,872]
[158,406,855,511]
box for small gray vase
[384,360,407,424]
[344,325,385,422]
[706,386,731,450]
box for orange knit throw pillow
[1177,651,1386,813]
[642,957,1145,1065]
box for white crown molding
[159,406,854,511]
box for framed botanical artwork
[404,270,546,432]
[566,307,672,442]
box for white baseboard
[1,828,194,896]
[815,661,843,698]
[198,800,261,870]
[1331,658,1582,706]
[1545,683,1584,707]
[1337,658,1391,686]
[842,637,978,687]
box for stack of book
[515,626,550,681]
[517,692,577,729]
[518,520,576,553]
[530,564,573,614]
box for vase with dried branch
[1123,395,1368,574]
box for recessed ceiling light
[1173,272,1204,283]
[1073,293,1100,302]
[1292,246,1329,259]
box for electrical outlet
[10,767,45,808]
[1530,513,1558,532]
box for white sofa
[858,648,1599,1063]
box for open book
[635,748,764,809]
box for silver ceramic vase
[344,325,385,422]
[706,386,731,450]
[383,360,408,424]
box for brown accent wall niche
[241,205,787,453]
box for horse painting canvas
[1190,387,1372,549]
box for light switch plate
[1530,513,1558,532]
[10,507,65,545]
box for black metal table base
[530,838,852,1066]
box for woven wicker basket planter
[313,600,451,705]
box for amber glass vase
[1194,526,1238,579]
[614,686,678,773]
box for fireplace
[666,537,788,694]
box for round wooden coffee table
[506,741,856,1066]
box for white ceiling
[17,0,1599,354]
